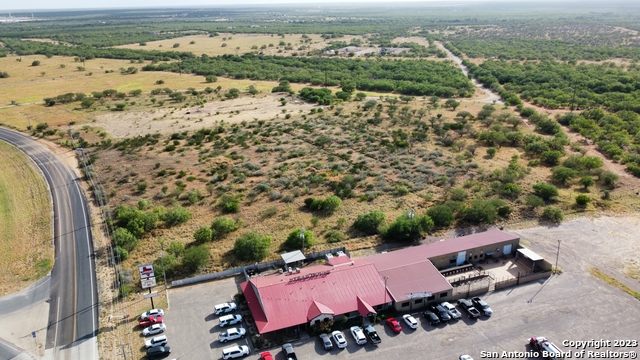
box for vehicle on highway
[260,351,273,360]
[222,345,250,359]
[319,333,333,350]
[145,335,168,349]
[141,309,165,320]
[282,343,298,360]
[402,314,419,329]
[386,318,402,333]
[457,299,481,319]
[146,345,171,358]
[139,315,163,328]
[441,301,462,320]
[350,326,367,345]
[472,296,493,317]
[219,314,243,327]
[363,324,381,344]
[219,327,247,342]
[460,355,474,360]
[423,310,440,325]
[214,302,237,315]
[331,330,348,349]
[430,304,452,322]
[142,323,166,337]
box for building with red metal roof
[240,257,387,334]
[241,230,520,333]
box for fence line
[172,247,350,288]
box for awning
[281,250,306,264]
[307,301,334,320]
[517,248,543,261]
[356,296,376,317]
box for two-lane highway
[0,128,98,359]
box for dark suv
[423,310,440,325]
[430,304,452,322]
[146,346,171,358]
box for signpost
[139,264,155,279]
[139,264,156,307]
[141,277,156,289]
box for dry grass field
[0,141,53,296]
[115,33,327,56]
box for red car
[260,351,273,360]
[386,318,402,333]
[139,315,163,328]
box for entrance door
[503,244,512,255]
[456,251,466,266]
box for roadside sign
[141,277,156,289]
[32,331,36,338]
[139,264,155,279]
[144,292,158,299]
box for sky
[2,0,473,12]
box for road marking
[54,296,60,351]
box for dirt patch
[391,36,431,47]
[0,140,53,296]
[92,93,320,139]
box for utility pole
[300,227,305,253]
[554,240,562,273]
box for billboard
[139,264,155,279]
[141,277,156,289]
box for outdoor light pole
[408,208,415,241]
[383,276,389,305]
[555,239,562,273]
[300,227,305,253]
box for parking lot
[163,263,640,360]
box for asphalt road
[0,128,98,358]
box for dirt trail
[434,41,503,104]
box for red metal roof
[376,260,452,302]
[241,258,387,334]
[367,229,519,271]
[356,296,376,317]
[307,301,334,320]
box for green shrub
[219,194,240,213]
[579,176,595,189]
[600,171,619,188]
[285,228,314,249]
[114,246,129,262]
[164,206,192,226]
[182,245,210,272]
[427,205,454,228]
[533,183,558,201]
[551,166,578,185]
[233,231,272,261]
[167,241,185,257]
[540,150,563,166]
[194,226,213,243]
[324,229,345,243]
[114,227,139,252]
[382,213,433,243]
[211,217,240,239]
[353,210,386,235]
[575,194,591,207]
[154,253,179,277]
[525,195,545,209]
[542,206,564,222]
[486,147,497,158]
[323,195,342,212]
[449,187,468,202]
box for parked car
[221,345,250,359]
[460,355,474,360]
[457,299,481,319]
[145,335,168,349]
[140,309,164,320]
[282,343,298,360]
[423,310,440,326]
[386,318,402,333]
[146,345,171,358]
[319,333,333,350]
[430,304,452,322]
[440,301,462,320]
[219,314,243,327]
[259,351,273,360]
[331,330,348,349]
[363,325,381,344]
[214,302,237,316]
[350,326,367,345]
[142,323,166,337]
[218,327,247,343]
[139,315,163,328]
[402,314,418,329]
[471,296,493,316]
